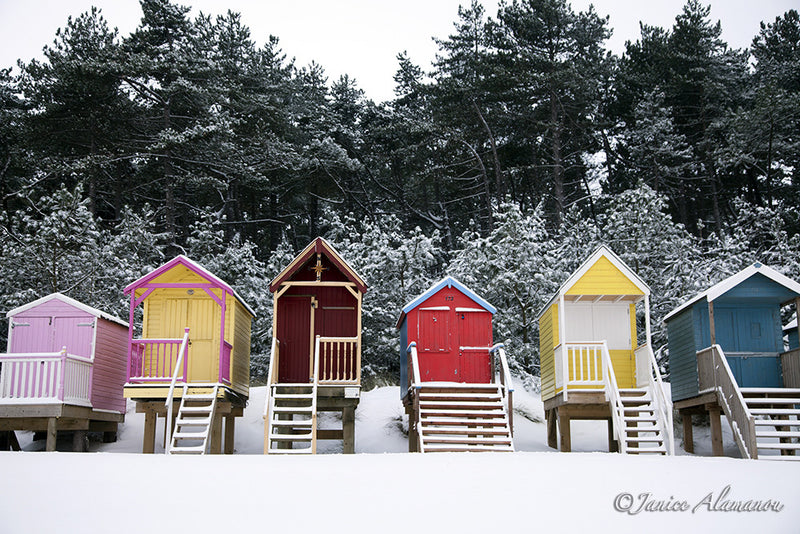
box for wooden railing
[317,336,360,384]
[697,345,757,459]
[407,342,422,390]
[219,341,232,384]
[165,329,190,455]
[128,337,187,382]
[490,343,515,435]
[781,348,800,388]
[635,344,674,455]
[556,342,606,400]
[599,342,627,454]
[263,338,279,421]
[0,349,92,407]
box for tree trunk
[550,89,564,226]
[472,100,504,199]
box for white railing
[263,337,279,421]
[635,344,674,455]
[559,342,607,402]
[599,341,628,454]
[490,343,515,434]
[311,336,321,454]
[407,342,421,390]
[164,328,190,455]
[697,345,757,459]
[317,336,360,384]
[0,349,92,407]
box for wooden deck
[0,402,124,451]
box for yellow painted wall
[566,256,643,296]
[539,303,557,400]
[230,299,253,397]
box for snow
[2,385,798,533]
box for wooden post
[224,414,235,454]
[46,418,58,452]
[708,300,716,346]
[708,405,723,456]
[408,403,418,453]
[72,430,87,452]
[607,418,619,453]
[682,411,694,454]
[102,431,117,443]
[342,405,355,454]
[546,409,558,449]
[210,412,223,454]
[9,431,20,451]
[558,409,571,452]
[777,414,794,456]
[143,410,156,454]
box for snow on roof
[536,245,649,320]
[785,317,797,332]
[6,293,129,327]
[396,276,495,328]
[663,263,800,323]
[124,255,256,317]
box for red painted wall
[406,287,493,383]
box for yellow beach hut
[537,246,673,455]
[123,255,255,454]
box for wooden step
[423,435,512,444]
[418,401,505,409]
[745,397,800,405]
[273,393,315,399]
[266,447,313,454]
[418,393,502,401]
[755,430,800,438]
[741,388,800,395]
[173,431,209,440]
[169,445,207,454]
[269,433,313,442]
[419,409,506,418]
[272,406,313,414]
[419,418,508,427]
[757,442,800,450]
[758,455,800,461]
[754,419,800,426]
[750,408,800,416]
[626,448,666,455]
[179,405,213,414]
[423,443,514,452]
[421,428,511,436]
[625,436,664,443]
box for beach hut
[0,293,127,451]
[664,263,800,460]
[399,276,514,452]
[537,246,672,455]
[263,237,366,454]
[123,255,255,454]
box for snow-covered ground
[2,386,798,533]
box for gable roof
[396,276,495,328]
[6,293,128,327]
[663,263,800,323]
[124,255,256,317]
[269,237,367,293]
[536,245,649,320]
[785,317,797,332]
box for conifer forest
[1,0,799,385]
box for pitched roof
[269,237,367,293]
[396,276,495,328]
[6,293,128,327]
[536,245,649,320]
[124,255,256,317]
[785,317,797,332]
[663,263,800,323]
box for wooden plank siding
[782,349,800,388]
[231,299,252,397]
[90,320,129,413]
[539,303,556,400]
[667,306,700,401]
[565,256,643,297]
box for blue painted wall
[399,319,408,397]
[667,307,699,401]
[788,327,799,350]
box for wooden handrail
[490,343,515,434]
[697,345,758,459]
[635,344,674,455]
[164,328,190,455]
[600,341,627,453]
[311,336,321,454]
[317,336,359,384]
[407,342,421,388]
[263,338,279,419]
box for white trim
[664,263,800,323]
[269,237,367,291]
[455,307,488,313]
[536,245,649,320]
[419,306,450,311]
[785,317,797,331]
[401,276,496,315]
[6,293,128,327]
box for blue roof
[402,276,496,315]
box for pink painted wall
[8,297,127,413]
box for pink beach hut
[0,293,128,451]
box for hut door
[52,317,95,359]
[9,317,51,353]
[418,308,453,381]
[162,299,216,382]
[277,296,314,383]
[457,310,492,383]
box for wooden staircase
[168,384,218,455]
[415,383,514,452]
[741,388,800,461]
[617,388,668,455]
[264,384,318,454]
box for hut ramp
[406,342,515,452]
